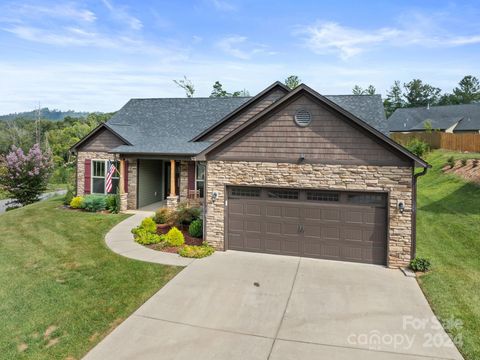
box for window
[347,193,385,206]
[230,187,261,198]
[195,162,206,198]
[306,191,339,202]
[91,160,120,194]
[267,189,299,200]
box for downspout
[411,166,429,259]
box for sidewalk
[105,210,195,267]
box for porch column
[167,159,179,209]
[119,159,128,211]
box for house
[388,103,480,134]
[71,82,429,268]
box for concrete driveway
[84,251,463,360]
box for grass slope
[0,198,181,359]
[417,150,480,360]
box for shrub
[82,195,107,212]
[70,196,84,209]
[461,158,467,167]
[0,144,53,205]
[154,207,173,224]
[447,156,455,168]
[142,217,157,233]
[188,219,203,238]
[174,202,201,225]
[405,138,430,158]
[410,257,431,272]
[134,228,162,245]
[178,243,215,258]
[165,226,185,246]
[106,194,120,214]
[63,188,74,205]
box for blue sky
[1,0,480,114]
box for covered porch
[117,156,205,211]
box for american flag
[105,161,117,193]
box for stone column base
[120,193,128,211]
[166,195,179,209]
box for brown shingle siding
[76,127,126,152]
[204,89,286,141]
[209,95,410,166]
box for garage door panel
[322,208,341,222]
[265,205,282,217]
[228,219,244,232]
[283,238,300,255]
[283,206,301,219]
[264,237,282,253]
[227,187,387,265]
[229,202,244,215]
[246,204,262,216]
[245,220,261,233]
[283,223,300,236]
[265,222,281,235]
[245,236,263,250]
[228,233,244,249]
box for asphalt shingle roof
[108,93,387,155]
[388,103,480,132]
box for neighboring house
[388,103,480,134]
[71,82,429,268]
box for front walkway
[105,210,194,267]
[84,251,463,360]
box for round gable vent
[294,110,312,127]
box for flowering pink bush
[1,144,53,205]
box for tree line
[353,75,480,117]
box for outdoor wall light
[211,191,219,203]
[398,201,405,213]
[299,153,305,162]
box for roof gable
[197,84,428,167]
[192,81,289,141]
[70,123,130,152]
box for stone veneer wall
[179,161,189,201]
[205,161,413,268]
[125,157,137,210]
[76,151,137,210]
[76,151,115,196]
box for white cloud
[216,35,276,60]
[101,0,143,30]
[0,3,96,23]
[297,20,480,59]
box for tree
[383,81,405,117]
[173,76,195,98]
[403,79,441,107]
[1,143,53,205]
[284,75,301,89]
[453,75,480,104]
[352,85,376,95]
[210,81,249,97]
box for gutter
[411,166,429,259]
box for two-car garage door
[226,187,388,265]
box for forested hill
[0,108,90,121]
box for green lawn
[0,198,181,359]
[416,150,480,360]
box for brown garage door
[226,187,387,265]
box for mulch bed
[146,224,203,253]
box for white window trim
[91,159,119,195]
[195,162,206,197]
